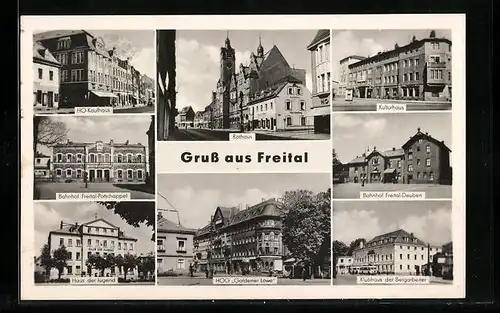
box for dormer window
[288,87,293,95]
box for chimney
[425,132,428,135]
[373,146,377,150]
[410,233,414,238]
[417,127,421,132]
[441,140,445,144]
[246,204,250,209]
[125,140,129,145]
[262,198,266,202]
[392,147,395,151]
[60,221,63,229]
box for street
[332,183,452,199]
[34,182,155,200]
[332,98,452,111]
[165,128,329,141]
[113,105,154,114]
[333,275,453,285]
[157,275,331,286]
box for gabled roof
[384,148,404,158]
[307,30,330,50]
[33,41,60,66]
[339,55,366,64]
[358,229,427,251]
[401,128,451,152]
[223,198,282,229]
[34,30,94,41]
[248,76,303,105]
[52,140,145,148]
[179,106,194,114]
[348,156,367,164]
[157,217,196,235]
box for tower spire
[257,32,264,57]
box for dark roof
[53,140,145,148]
[179,106,193,114]
[248,76,303,105]
[157,217,196,235]
[307,30,330,50]
[33,41,60,66]
[383,148,404,158]
[34,30,94,41]
[82,218,119,229]
[349,37,452,69]
[339,55,367,63]
[355,229,427,252]
[223,198,282,229]
[348,147,404,164]
[35,151,50,158]
[401,128,451,152]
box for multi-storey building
[146,116,155,187]
[34,152,52,180]
[44,216,138,279]
[193,199,284,274]
[346,127,451,184]
[351,229,443,275]
[33,41,61,109]
[210,35,308,131]
[335,256,354,275]
[346,32,452,102]
[141,74,155,106]
[338,55,366,98]
[156,214,196,275]
[248,77,313,131]
[307,30,331,134]
[51,139,147,184]
[175,106,195,128]
[34,30,150,108]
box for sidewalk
[251,129,329,140]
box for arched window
[117,154,123,163]
[89,154,95,163]
[136,154,142,163]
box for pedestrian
[189,264,194,277]
[361,177,365,187]
[205,268,209,279]
[302,267,307,281]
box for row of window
[55,153,144,163]
[36,68,56,81]
[59,237,133,250]
[55,168,144,179]
[316,43,330,64]
[33,91,59,106]
[317,72,331,93]
[156,239,186,252]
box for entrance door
[407,174,413,184]
[89,170,95,182]
[47,92,54,107]
[270,118,274,130]
[415,265,420,275]
[104,170,110,182]
[96,170,103,182]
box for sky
[332,112,452,164]
[175,30,318,112]
[331,29,452,82]
[34,202,155,257]
[34,30,155,79]
[333,201,452,246]
[36,115,152,158]
[157,173,330,230]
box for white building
[338,55,366,98]
[336,256,354,275]
[33,41,61,109]
[352,229,443,275]
[249,78,313,132]
[44,217,140,279]
[34,152,51,180]
[306,30,331,134]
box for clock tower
[220,34,235,129]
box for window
[176,259,185,269]
[408,153,413,160]
[66,169,72,177]
[49,71,54,81]
[130,243,133,250]
[87,239,91,246]
[117,170,123,179]
[297,88,301,95]
[118,242,121,249]
[60,238,64,246]
[286,117,292,126]
[430,172,434,180]
[76,239,81,247]
[300,101,305,110]
[67,266,73,274]
[66,154,72,162]
[408,164,413,172]
[288,87,293,95]
[137,170,143,179]
[177,240,186,251]
[127,170,133,179]
[426,158,431,167]
[103,240,107,247]
[400,254,402,260]
[286,101,291,110]
[117,154,123,163]
[407,254,410,260]
[38,68,43,79]
[415,72,420,80]
[403,73,407,82]
[68,239,72,247]
[301,117,306,126]
[409,73,414,81]
[416,158,421,165]
[96,239,100,246]
[76,252,81,260]
[157,239,164,251]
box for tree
[40,244,53,278]
[347,238,366,256]
[114,254,125,277]
[430,30,436,38]
[52,246,71,279]
[138,253,155,279]
[86,254,107,277]
[34,116,68,151]
[412,35,417,42]
[281,189,331,275]
[97,202,155,240]
[122,253,139,280]
[333,240,349,257]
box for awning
[91,90,118,98]
[383,168,396,174]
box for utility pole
[239,91,244,132]
[84,146,88,188]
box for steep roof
[33,41,60,66]
[348,156,367,164]
[157,217,196,235]
[401,128,451,152]
[223,198,282,229]
[357,229,427,252]
[307,29,330,50]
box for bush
[48,278,70,283]
[34,272,46,283]
[157,270,182,277]
[118,278,132,283]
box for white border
[21,14,465,300]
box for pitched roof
[157,217,196,235]
[179,106,193,114]
[358,229,427,251]
[34,30,93,41]
[223,198,282,229]
[339,55,367,63]
[401,128,451,152]
[33,41,60,66]
[35,151,50,158]
[248,76,303,105]
[383,148,404,158]
[307,29,330,50]
[348,156,367,164]
[52,140,145,148]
